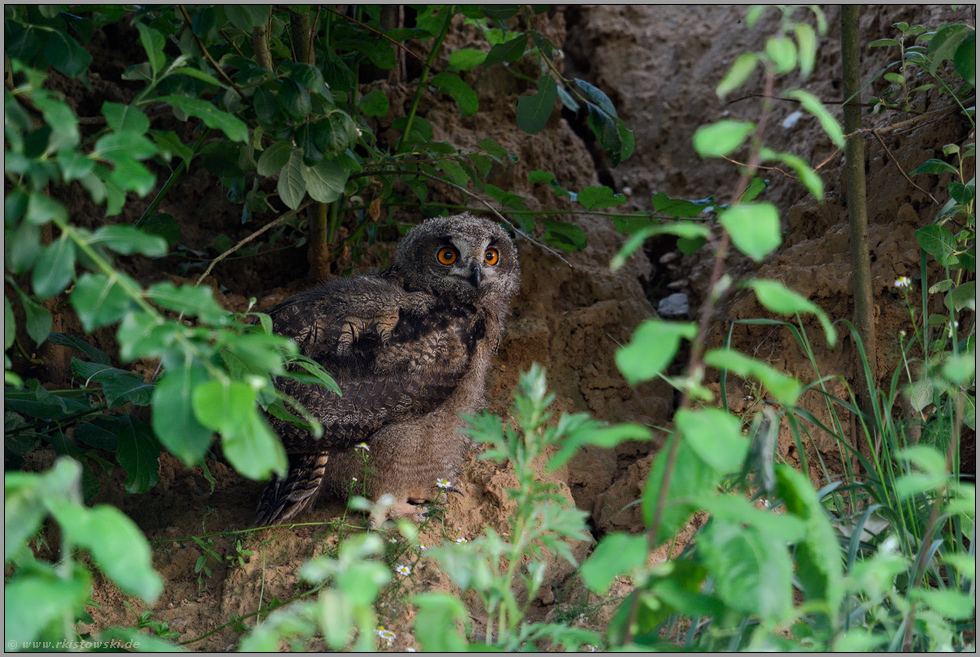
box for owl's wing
[269,290,483,453]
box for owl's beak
[465,260,482,288]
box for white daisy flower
[436,478,452,489]
[455,537,468,545]
[894,276,911,288]
[375,627,396,647]
[395,564,412,576]
[355,443,370,451]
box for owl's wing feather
[269,284,482,453]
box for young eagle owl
[254,213,521,525]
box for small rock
[657,293,690,318]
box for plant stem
[135,129,210,227]
[396,6,453,154]
[841,5,878,459]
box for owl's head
[389,213,521,308]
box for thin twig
[721,155,798,182]
[195,202,314,286]
[871,130,941,206]
[178,5,248,99]
[727,93,876,109]
[323,6,424,63]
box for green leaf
[90,224,167,256]
[4,296,14,351]
[159,95,248,142]
[744,279,836,347]
[256,139,292,176]
[716,52,758,98]
[431,72,479,117]
[51,502,163,602]
[693,493,806,544]
[193,380,286,480]
[610,221,710,273]
[277,148,306,209]
[279,78,311,118]
[484,34,527,66]
[146,282,228,324]
[478,138,510,161]
[652,191,704,218]
[580,533,648,595]
[5,221,40,275]
[49,331,111,365]
[114,415,161,493]
[765,36,797,73]
[44,30,92,78]
[615,319,697,386]
[698,520,793,620]
[675,408,748,474]
[719,202,781,262]
[70,273,134,332]
[301,157,351,204]
[448,48,487,71]
[954,32,975,87]
[642,433,721,540]
[910,158,959,176]
[102,101,150,135]
[692,120,755,158]
[152,359,214,466]
[928,23,973,77]
[948,281,976,313]
[540,217,587,252]
[794,23,817,78]
[949,179,975,205]
[577,185,627,210]
[412,593,470,653]
[4,563,92,645]
[786,90,844,148]
[358,88,389,117]
[910,588,976,621]
[775,465,843,634]
[94,131,157,161]
[25,192,68,226]
[915,224,958,266]
[32,236,76,300]
[548,421,651,471]
[116,313,174,362]
[517,75,557,135]
[765,149,824,200]
[70,359,153,408]
[12,283,52,346]
[704,348,802,405]
[895,445,947,498]
[224,5,268,32]
[868,38,901,48]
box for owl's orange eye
[484,248,499,266]
[437,247,458,265]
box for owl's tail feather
[254,453,329,526]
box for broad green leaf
[705,348,802,405]
[70,359,153,408]
[50,503,163,602]
[716,52,758,98]
[57,149,95,181]
[949,179,975,205]
[152,360,214,466]
[44,30,92,78]
[484,34,527,66]
[70,273,134,332]
[5,220,40,274]
[786,90,844,147]
[794,23,817,78]
[719,202,781,262]
[49,331,111,365]
[580,533,648,595]
[652,191,705,218]
[577,185,627,210]
[586,103,630,167]
[616,319,697,385]
[301,157,351,204]
[116,312,175,361]
[25,192,68,226]
[642,433,721,540]
[911,588,976,621]
[610,221,710,272]
[548,422,652,471]
[94,131,157,161]
[412,593,470,653]
[4,563,92,645]
[517,75,557,135]
[693,120,755,158]
[358,88,389,117]
[32,236,76,300]
[277,149,306,209]
[574,78,618,117]
[764,149,824,200]
[675,408,748,473]
[895,445,947,498]
[915,224,958,266]
[159,95,248,142]
[12,284,52,346]
[911,158,959,176]
[699,520,793,620]
[868,38,901,48]
[114,415,161,493]
[4,296,14,351]
[775,465,843,633]
[745,279,836,347]
[431,72,479,117]
[927,23,974,77]
[90,224,167,256]
[146,282,228,324]
[948,281,975,312]
[224,5,268,32]
[478,138,510,161]
[448,48,487,71]
[102,101,150,135]
[954,32,975,87]
[942,353,975,385]
[256,140,292,176]
[278,78,311,118]
[693,493,806,544]
[540,217,587,252]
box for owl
[254,213,521,526]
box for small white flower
[455,537,468,545]
[389,537,398,544]
[583,645,598,652]
[406,648,416,653]
[894,276,911,288]
[436,478,452,489]
[899,330,906,337]
[375,627,396,647]
[948,320,959,338]
[395,564,412,576]
[417,544,427,552]
[355,443,370,451]
[352,477,358,482]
